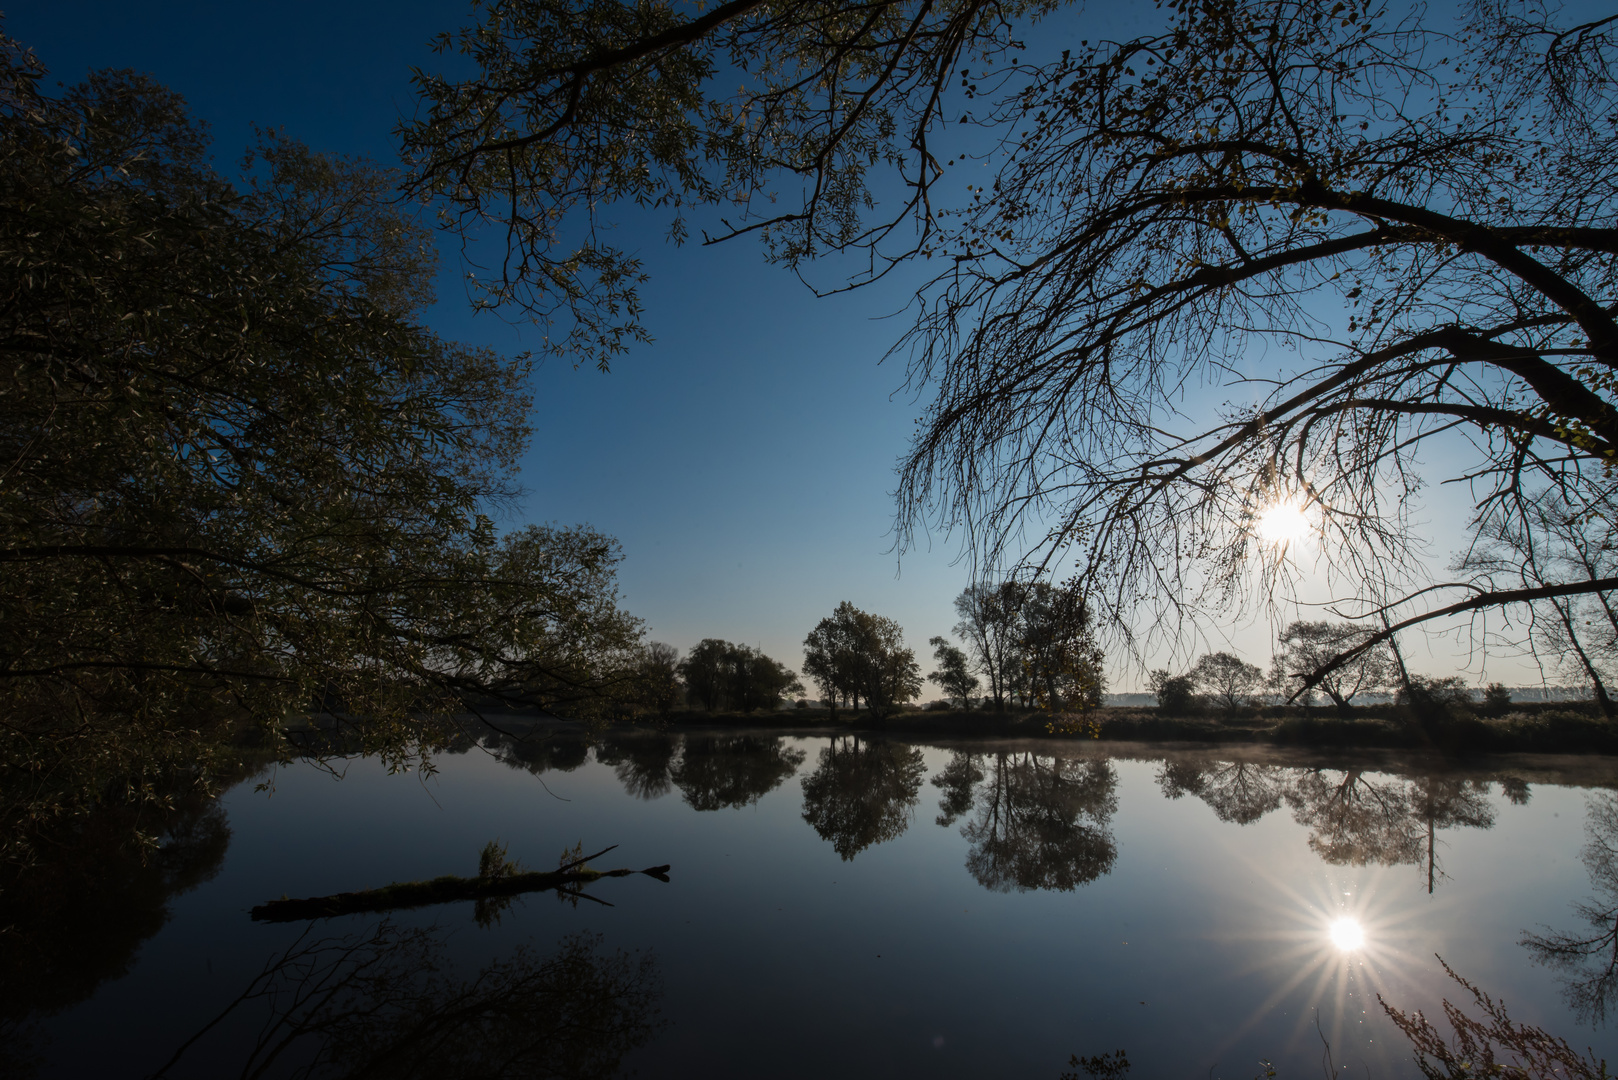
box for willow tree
[404,0,1618,683]
[0,42,643,858]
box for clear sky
[12,0,1550,690]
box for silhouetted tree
[1017,582,1106,713]
[0,43,647,856]
[952,583,1026,711]
[1458,491,1618,719]
[634,642,684,719]
[408,0,1618,691]
[1190,653,1266,717]
[677,640,801,713]
[800,736,926,859]
[1270,622,1394,715]
[802,603,921,717]
[1147,671,1199,716]
[928,636,979,709]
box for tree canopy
[406,0,1618,684]
[802,602,922,715]
[0,42,644,857]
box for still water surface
[19,730,1618,1078]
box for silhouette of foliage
[411,0,1618,685]
[0,40,646,855]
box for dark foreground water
[13,730,1618,1079]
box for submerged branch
[250,845,671,922]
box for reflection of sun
[1204,865,1438,1073]
[1329,917,1365,951]
[1256,499,1314,546]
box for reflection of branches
[1523,792,1618,1025]
[594,734,677,800]
[1281,769,1493,891]
[1285,770,1419,866]
[931,751,983,827]
[1409,777,1495,894]
[147,920,662,1079]
[800,737,926,860]
[1155,756,1286,825]
[670,736,806,811]
[962,753,1117,893]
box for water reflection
[1523,791,1618,1025]
[670,736,806,811]
[489,732,591,776]
[1284,770,1494,892]
[476,733,1532,900]
[960,753,1117,892]
[148,921,662,1079]
[594,734,677,800]
[1156,756,1287,825]
[801,736,927,859]
[931,751,984,828]
[1328,917,1365,951]
[0,781,237,1077]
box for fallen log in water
[250,845,670,922]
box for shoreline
[450,701,1618,758]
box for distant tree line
[1144,620,1530,722]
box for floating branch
[250,844,670,922]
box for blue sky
[14,1,1547,690]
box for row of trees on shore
[639,579,1110,719]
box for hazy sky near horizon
[14,0,1552,691]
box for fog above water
[13,731,1618,1079]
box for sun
[1328,917,1365,951]
[1256,499,1313,546]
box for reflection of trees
[1523,792,1618,1025]
[0,784,234,1028]
[1284,770,1420,866]
[0,779,238,1078]
[1154,756,1286,825]
[492,733,591,776]
[150,921,662,1079]
[1407,777,1495,893]
[931,751,984,827]
[593,734,678,800]
[961,753,1117,892]
[1281,769,1494,892]
[800,736,926,859]
[669,736,806,811]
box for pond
[11,728,1618,1079]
